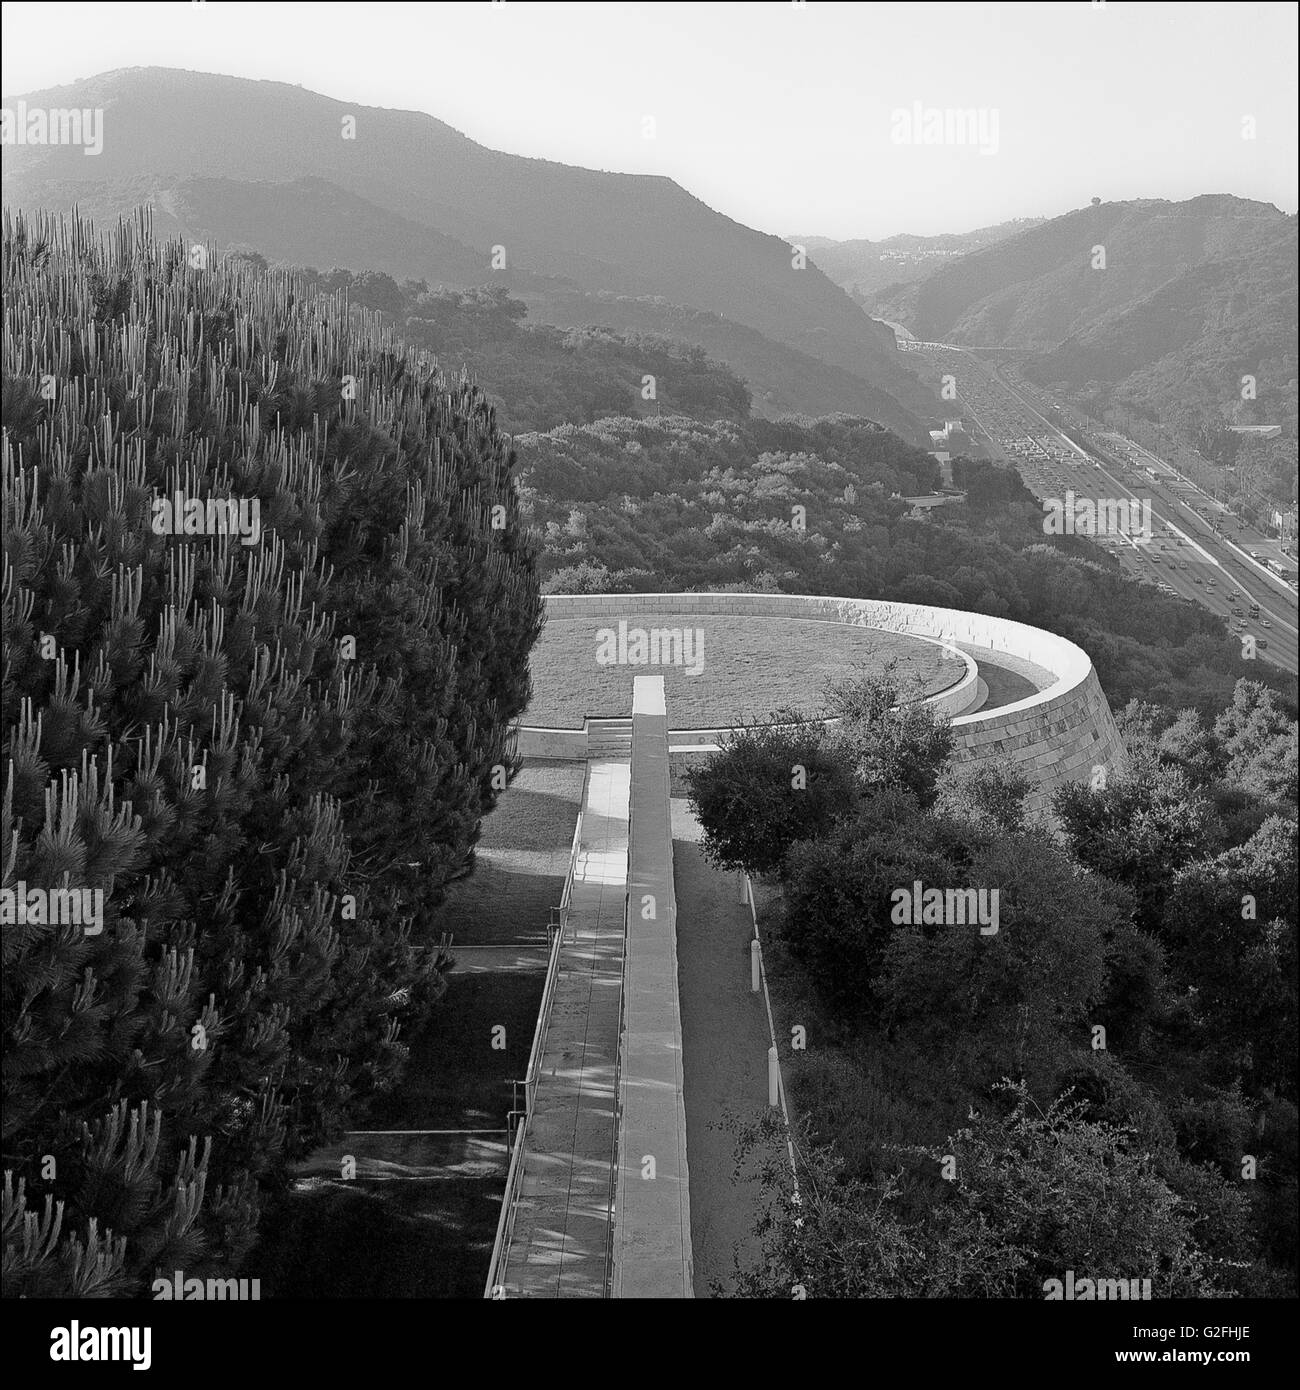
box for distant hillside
[1,66,929,439]
[368,281,754,435]
[870,196,1290,348]
[1029,216,1298,438]
[792,218,1044,301]
[275,272,912,441]
[514,287,925,433]
[869,196,1296,441]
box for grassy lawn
[260,759,587,1296]
[442,760,586,946]
[257,1177,500,1299]
[525,614,965,728]
[365,968,543,1130]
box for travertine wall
[519,593,1128,815]
[948,664,1127,813]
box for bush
[823,674,954,808]
[684,714,855,877]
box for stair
[586,717,633,760]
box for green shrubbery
[681,716,853,878]
[687,671,1297,1296]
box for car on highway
[1262,619,1272,629]
[1258,639,1269,650]
[1232,608,1244,616]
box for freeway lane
[1004,385,1299,676]
[902,342,1299,676]
[1117,433,1298,598]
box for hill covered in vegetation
[1,66,932,437]
[513,417,1295,720]
[794,217,1044,303]
[871,197,1297,458]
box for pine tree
[2,208,540,1293]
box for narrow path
[500,759,629,1297]
[672,797,771,1296]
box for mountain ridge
[2,66,932,438]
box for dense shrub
[1,212,541,1294]
[683,714,855,877]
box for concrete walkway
[671,798,771,1295]
[499,759,630,1297]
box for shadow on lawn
[256,1177,502,1298]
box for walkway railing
[601,890,630,1297]
[742,874,799,1194]
[556,802,585,934]
[484,1115,527,1299]
[483,801,587,1298]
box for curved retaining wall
[518,593,1128,815]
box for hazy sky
[3,1,1296,240]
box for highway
[900,342,1299,677]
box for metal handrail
[603,888,630,1297]
[557,804,585,928]
[744,874,800,1194]
[521,917,564,1120]
[520,805,584,1113]
[483,1113,528,1298]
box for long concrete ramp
[498,759,628,1296]
[612,675,693,1297]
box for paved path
[671,798,771,1295]
[499,759,629,1297]
[957,641,1054,711]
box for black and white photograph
[2,0,1296,1371]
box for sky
[2,0,1296,241]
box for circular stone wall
[516,594,1128,814]
[524,609,975,730]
